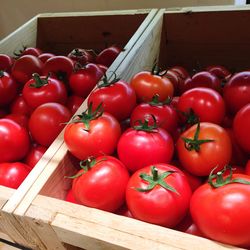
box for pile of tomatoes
[0,45,121,189]
[64,64,250,248]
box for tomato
[130,95,178,134]
[66,95,84,115]
[245,160,250,175]
[0,54,14,72]
[177,87,225,126]
[10,94,33,116]
[205,65,231,81]
[116,204,134,218]
[65,189,79,204]
[163,69,184,96]
[0,71,18,107]
[72,156,129,212]
[11,55,43,85]
[176,122,232,176]
[22,73,68,109]
[170,66,190,80]
[18,47,42,57]
[223,71,250,114]
[43,56,74,83]
[117,119,174,172]
[0,162,31,189]
[5,114,29,129]
[29,103,71,146]
[96,64,108,74]
[64,104,121,160]
[24,144,47,169]
[233,104,250,154]
[68,48,95,66]
[126,164,191,227]
[130,68,174,103]
[69,63,103,98]
[190,168,250,248]
[88,77,136,121]
[0,119,30,163]
[96,45,121,67]
[38,53,55,63]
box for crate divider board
[0,8,158,249]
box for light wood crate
[0,9,159,249]
[2,5,250,250]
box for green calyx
[13,45,27,58]
[182,122,214,152]
[208,165,250,188]
[180,108,200,127]
[0,70,4,78]
[30,73,50,88]
[69,102,103,131]
[136,166,179,194]
[133,115,158,132]
[148,94,172,106]
[97,72,120,88]
[151,64,166,77]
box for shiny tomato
[65,189,79,204]
[5,114,29,129]
[11,55,43,84]
[0,119,30,163]
[170,66,190,80]
[96,45,121,67]
[130,67,174,102]
[126,164,191,227]
[117,119,174,172]
[0,54,14,72]
[205,65,231,80]
[38,53,55,63]
[191,169,250,248]
[88,78,136,121]
[0,71,18,107]
[22,73,68,109]
[0,162,31,189]
[177,87,225,126]
[72,156,129,212]
[24,144,47,169]
[18,47,42,57]
[233,104,250,154]
[10,94,33,116]
[176,122,232,176]
[64,104,121,160]
[29,103,71,146]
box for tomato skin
[5,114,29,129]
[10,94,33,116]
[88,80,137,121]
[130,102,178,135]
[66,95,84,115]
[0,71,18,107]
[223,71,250,114]
[24,144,47,169]
[126,164,191,227]
[69,63,103,98]
[38,53,55,63]
[177,87,225,125]
[170,66,190,80]
[190,174,250,248]
[0,54,14,72]
[11,55,43,84]
[117,127,174,173]
[21,47,42,57]
[0,162,31,189]
[29,103,71,147]
[72,156,129,212]
[64,112,121,160]
[0,119,30,163]
[130,71,174,103]
[65,189,79,204]
[205,65,231,80]
[96,46,121,67]
[176,122,232,176]
[245,160,250,175]
[233,104,250,154]
[22,75,68,109]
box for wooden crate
[0,9,159,249]
[3,5,250,250]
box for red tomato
[205,65,231,80]
[64,105,121,160]
[170,66,190,80]
[66,95,84,115]
[11,55,43,84]
[68,48,95,66]
[38,53,55,63]
[126,164,191,227]
[223,71,250,114]
[10,94,33,116]
[96,46,121,67]
[72,156,129,212]
[116,204,134,218]
[164,69,184,96]
[190,170,250,248]
[5,114,29,129]
[69,63,103,98]
[24,144,47,169]
[0,162,31,189]
[0,54,14,72]
[65,189,79,204]
[17,47,42,57]
[117,120,174,172]
[130,95,178,134]
[0,71,18,107]
[130,69,174,103]
[43,56,74,83]
[176,122,232,176]
[88,78,136,121]
[245,160,250,175]
[22,73,68,109]
[29,103,71,146]
[0,119,30,163]
[177,87,225,126]
[233,104,250,154]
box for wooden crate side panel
[160,9,250,71]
